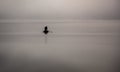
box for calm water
[0,20,119,72]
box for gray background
[0,0,120,72]
[0,0,119,20]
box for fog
[0,0,120,72]
[0,0,119,19]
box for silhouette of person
[43,26,49,35]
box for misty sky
[0,0,119,20]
